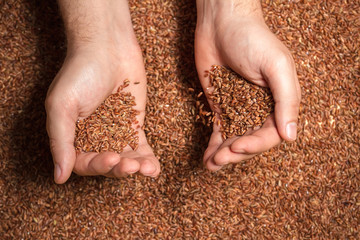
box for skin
[45,0,160,184]
[195,0,301,171]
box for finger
[136,156,159,177]
[203,122,224,171]
[212,146,256,167]
[134,131,161,177]
[74,152,121,176]
[111,157,140,178]
[136,146,161,177]
[230,114,282,154]
[205,146,223,172]
[116,144,161,178]
[209,115,281,167]
[209,135,252,167]
[263,52,301,141]
[46,99,77,184]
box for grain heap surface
[75,80,139,153]
[0,0,359,239]
[208,65,274,139]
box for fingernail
[54,164,61,181]
[286,122,297,141]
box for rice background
[0,0,359,238]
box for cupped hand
[195,5,301,171]
[45,43,160,184]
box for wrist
[196,0,264,29]
[59,0,137,51]
[66,22,137,53]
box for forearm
[58,0,135,49]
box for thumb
[264,53,301,141]
[45,97,77,184]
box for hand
[45,0,160,183]
[195,0,301,171]
[46,41,160,184]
